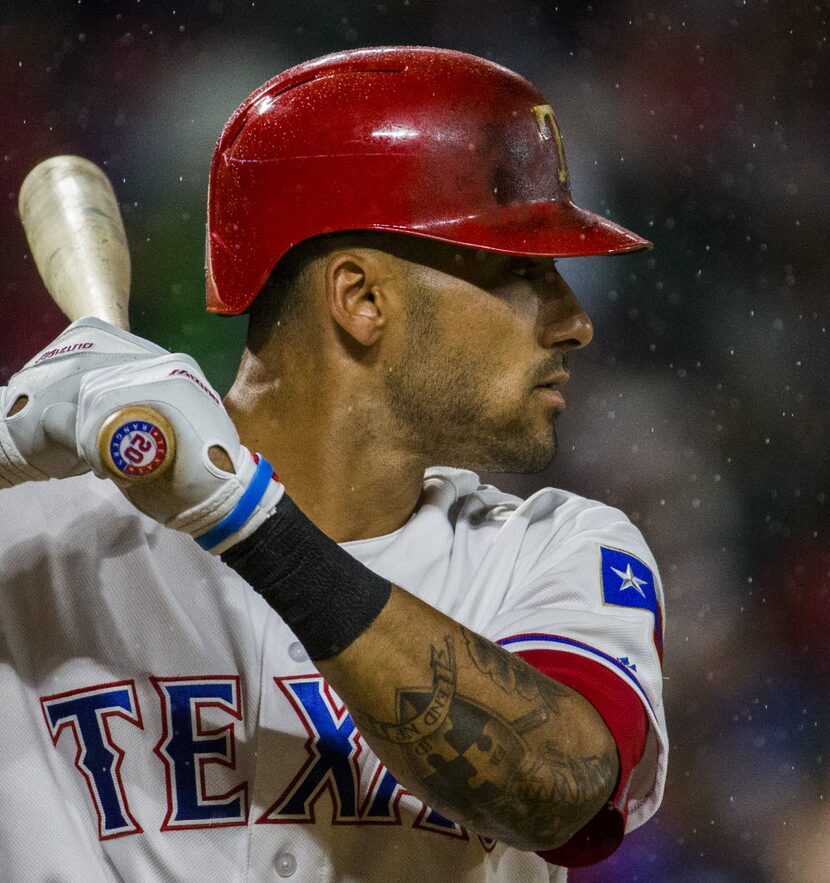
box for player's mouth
[533,372,569,408]
[533,385,566,408]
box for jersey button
[288,642,308,663]
[275,851,297,877]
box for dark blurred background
[1,1,827,880]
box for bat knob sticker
[97,406,176,481]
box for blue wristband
[196,455,274,551]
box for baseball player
[0,48,667,882]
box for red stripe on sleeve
[515,648,648,868]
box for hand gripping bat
[18,156,175,481]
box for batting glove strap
[154,446,284,555]
[194,455,277,551]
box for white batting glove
[0,317,168,489]
[76,353,284,554]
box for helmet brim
[374,198,652,259]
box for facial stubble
[382,284,559,474]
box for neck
[224,348,428,544]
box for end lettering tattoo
[352,629,617,849]
[356,639,457,744]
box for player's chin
[511,432,558,474]
[467,423,558,474]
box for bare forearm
[221,496,618,849]
[316,585,618,851]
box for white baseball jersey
[0,466,667,882]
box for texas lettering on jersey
[40,673,496,851]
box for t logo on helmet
[532,104,569,187]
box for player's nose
[537,275,594,351]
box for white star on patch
[611,563,648,598]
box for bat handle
[96,406,176,481]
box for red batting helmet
[207,46,651,315]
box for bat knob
[97,406,176,481]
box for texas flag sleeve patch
[599,545,664,662]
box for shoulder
[425,465,648,552]
[425,467,661,604]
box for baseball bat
[18,155,175,481]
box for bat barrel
[18,156,131,329]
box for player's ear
[324,250,390,347]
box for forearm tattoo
[351,628,616,848]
